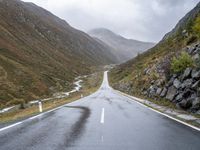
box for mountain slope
[88,28,155,62]
[92,37,122,63]
[0,0,118,107]
[109,2,200,112]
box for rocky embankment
[112,43,200,115]
[145,43,200,114]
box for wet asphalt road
[0,72,200,150]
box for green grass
[192,15,200,38]
[109,11,200,111]
[0,72,103,124]
[171,52,194,73]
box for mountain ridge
[88,28,155,62]
[109,2,200,112]
[0,0,118,107]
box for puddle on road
[63,106,91,147]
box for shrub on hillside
[192,15,200,38]
[171,52,194,73]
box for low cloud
[23,0,199,42]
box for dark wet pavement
[0,72,200,150]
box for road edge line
[0,72,106,132]
[0,103,68,132]
[113,89,200,132]
[0,91,99,132]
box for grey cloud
[23,0,200,42]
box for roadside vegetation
[192,15,200,38]
[171,52,194,73]
[0,72,103,124]
[109,8,200,112]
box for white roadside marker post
[38,101,43,113]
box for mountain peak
[88,28,155,62]
[89,28,115,34]
[88,28,123,40]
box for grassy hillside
[0,0,117,108]
[109,2,200,99]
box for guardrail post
[38,101,43,113]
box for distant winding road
[0,72,200,150]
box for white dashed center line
[100,108,105,124]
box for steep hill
[0,0,118,107]
[88,28,155,62]
[109,2,200,112]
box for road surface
[0,71,200,150]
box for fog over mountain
[22,0,199,42]
[89,28,155,62]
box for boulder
[191,80,200,90]
[191,69,200,80]
[155,79,165,87]
[166,86,177,101]
[156,88,162,96]
[181,79,193,89]
[160,87,168,97]
[148,85,157,97]
[192,53,199,61]
[173,78,181,89]
[183,89,194,99]
[191,97,200,112]
[193,46,200,54]
[178,99,193,109]
[191,93,197,99]
[182,67,192,80]
[143,91,148,95]
[175,93,183,102]
[166,76,175,87]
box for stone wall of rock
[145,43,200,114]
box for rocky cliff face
[144,43,200,113]
[0,0,118,108]
[109,2,200,114]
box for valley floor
[0,71,199,150]
[0,72,103,125]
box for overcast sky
[22,0,199,43]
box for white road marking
[0,100,84,133]
[0,72,106,133]
[0,122,23,132]
[114,89,200,132]
[101,135,104,142]
[0,107,61,132]
[100,108,105,124]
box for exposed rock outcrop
[109,2,200,115]
[145,43,200,113]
